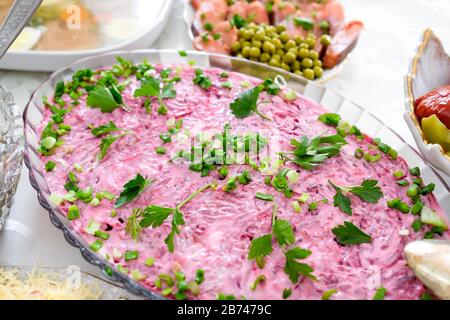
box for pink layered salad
[38,56,449,300]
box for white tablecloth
[1,0,449,277]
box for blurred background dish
[0,0,174,71]
[0,265,141,299]
[0,84,22,232]
[405,29,450,176]
[183,0,363,83]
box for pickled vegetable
[421,115,450,152]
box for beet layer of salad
[38,55,449,300]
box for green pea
[313,59,323,67]
[271,54,281,62]
[298,48,309,59]
[249,47,261,58]
[288,47,298,56]
[241,29,254,40]
[241,41,251,48]
[309,50,319,60]
[294,70,303,77]
[276,49,285,57]
[272,38,283,49]
[303,68,315,80]
[252,40,262,49]
[280,62,291,72]
[313,66,323,78]
[294,36,303,45]
[241,46,250,58]
[305,37,316,49]
[291,60,301,72]
[284,52,296,64]
[269,59,281,67]
[284,40,296,51]
[301,58,313,68]
[254,30,266,41]
[262,41,276,54]
[276,25,286,33]
[231,42,241,53]
[320,34,331,46]
[279,32,290,43]
[260,53,271,62]
[299,43,309,50]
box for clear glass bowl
[0,84,23,231]
[23,50,450,299]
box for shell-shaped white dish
[404,29,450,177]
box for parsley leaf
[91,121,120,137]
[126,208,144,241]
[193,68,212,89]
[230,86,271,120]
[248,234,273,261]
[273,219,295,246]
[134,76,176,112]
[332,221,372,245]
[87,85,122,113]
[165,208,185,253]
[230,14,248,29]
[330,182,352,215]
[280,135,347,170]
[140,205,174,228]
[284,247,316,283]
[329,180,383,215]
[115,173,150,208]
[98,133,128,160]
[350,180,383,203]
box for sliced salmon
[213,21,238,48]
[194,35,230,55]
[323,20,363,68]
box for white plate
[0,0,174,72]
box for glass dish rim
[23,49,450,300]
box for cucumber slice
[420,206,448,229]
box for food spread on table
[190,0,363,80]
[414,85,450,156]
[35,55,449,300]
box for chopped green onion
[250,275,266,290]
[156,146,166,154]
[73,163,83,173]
[409,167,421,177]
[94,230,110,240]
[90,198,100,207]
[393,170,404,178]
[124,250,139,261]
[298,193,310,203]
[195,269,205,285]
[292,200,301,213]
[218,167,229,179]
[411,200,424,215]
[412,219,423,232]
[396,180,409,187]
[67,205,80,220]
[407,184,418,198]
[178,50,187,57]
[145,257,155,267]
[255,192,274,201]
[354,148,364,159]
[89,240,103,252]
[322,289,337,300]
[45,161,56,172]
[418,183,435,195]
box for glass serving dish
[0,85,23,231]
[23,50,450,299]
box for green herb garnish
[91,121,121,137]
[279,134,347,170]
[230,86,271,120]
[373,287,387,300]
[134,76,176,112]
[193,68,212,89]
[115,173,151,208]
[332,221,372,245]
[255,192,274,201]
[87,85,122,113]
[329,180,383,215]
[98,133,129,160]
